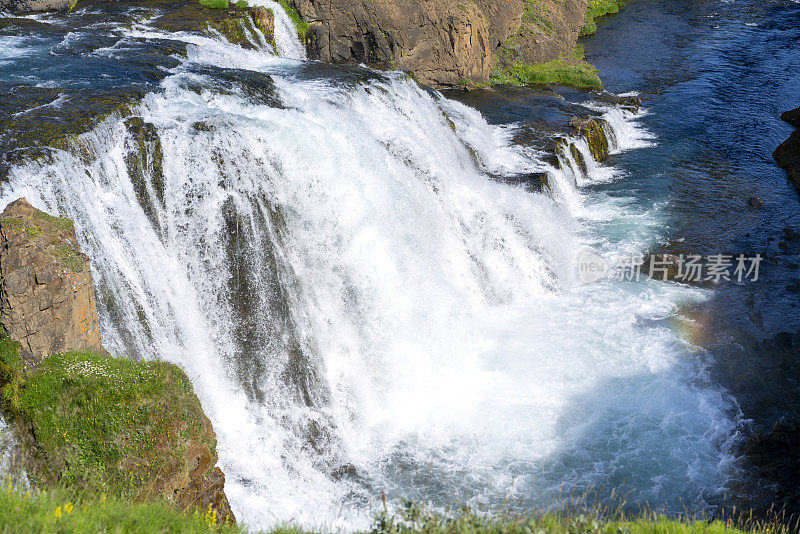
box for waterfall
[0,6,741,529]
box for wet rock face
[0,198,104,368]
[568,116,609,162]
[153,3,276,50]
[0,0,72,15]
[774,106,800,194]
[291,0,587,87]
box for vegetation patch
[0,486,787,534]
[522,0,555,36]
[369,501,787,534]
[279,0,308,41]
[0,339,221,511]
[34,209,75,232]
[0,483,243,533]
[491,59,602,89]
[0,337,24,413]
[581,0,623,36]
[199,0,229,10]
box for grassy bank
[0,482,243,533]
[581,0,623,36]
[0,336,232,521]
[0,486,790,534]
[490,58,602,89]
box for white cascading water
[0,8,741,529]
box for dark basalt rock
[774,129,800,194]
[0,0,73,15]
[593,92,642,112]
[780,106,800,128]
[774,107,800,195]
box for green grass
[278,0,308,41]
[34,210,75,232]
[581,0,623,36]
[235,0,249,7]
[0,340,219,506]
[491,59,602,89]
[199,0,229,10]
[368,501,789,534]
[0,336,24,413]
[0,482,244,533]
[0,487,788,534]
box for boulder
[0,198,104,369]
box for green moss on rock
[569,117,610,162]
[153,3,275,50]
[199,0,228,9]
[278,0,308,41]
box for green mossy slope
[581,0,623,36]
[0,337,232,522]
[491,58,602,89]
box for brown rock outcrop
[0,198,103,368]
[290,0,588,87]
[0,0,72,15]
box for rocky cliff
[0,199,104,368]
[0,199,235,524]
[290,0,589,87]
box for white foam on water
[0,9,742,530]
[247,0,307,60]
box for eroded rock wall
[0,198,103,367]
[291,0,588,87]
